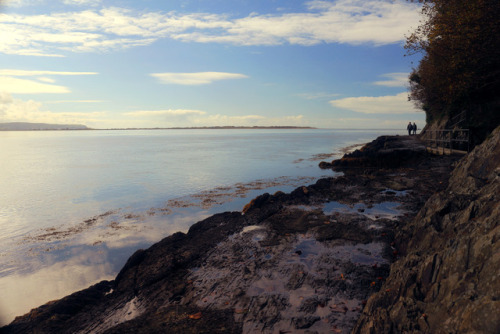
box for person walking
[407,122,413,135]
[412,122,417,135]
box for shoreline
[2,128,379,327]
[0,125,316,131]
[2,134,463,333]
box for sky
[0,0,426,129]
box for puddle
[323,201,404,220]
[329,243,389,266]
[381,189,409,197]
[286,204,317,212]
[240,225,265,234]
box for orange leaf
[235,308,248,314]
[188,312,202,320]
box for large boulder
[320,136,428,170]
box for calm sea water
[0,128,403,325]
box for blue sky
[0,0,426,129]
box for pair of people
[407,122,417,135]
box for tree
[406,0,500,135]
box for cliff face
[354,126,500,333]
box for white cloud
[0,76,70,94]
[1,0,28,7]
[44,99,104,104]
[36,77,56,83]
[373,72,409,87]
[182,0,421,46]
[0,250,113,326]
[63,0,102,6]
[0,93,308,128]
[0,70,98,76]
[190,114,306,127]
[0,92,104,124]
[121,108,306,128]
[297,92,340,100]
[0,70,98,94]
[4,0,101,7]
[0,0,421,56]
[150,72,248,85]
[329,92,419,114]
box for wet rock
[298,296,328,314]
[293,315,320,329]
[320,136,428,170]
[354,125,500,334]
[1,134,465,334]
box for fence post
[450,130,453,154]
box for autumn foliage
[406,0,500,136]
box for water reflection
[0,175,323,326]
[323,201,404,220]
[0,248,114,325]
[0,129,403,325]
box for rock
[353,125,500,334]
[293,315,321,329]
[319,135,428,170]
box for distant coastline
[99,126,317,130]
[0,122,90,131]
[0,122,316,131]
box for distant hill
[0,122,90,131]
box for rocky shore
[2,129,498,334]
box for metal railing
[425,129,470,154]
[449,110,467,129]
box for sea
[0,128,404,325]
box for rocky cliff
[354,126,500,333]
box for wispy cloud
[150,72,248,85]
[0,92,104,124]
[0,70,98,76]
[0,0,421,56]
[190,114,305,127]
[123,109,306,128]
[297,92,340,100]
[0,92,308,128]
[0,76,70,94]
[63,0,102,6]
[45,99,105,104]
[124,109,206,117]
[329,92,418,114]
[0,69,98,94]
[373,72,409,87]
